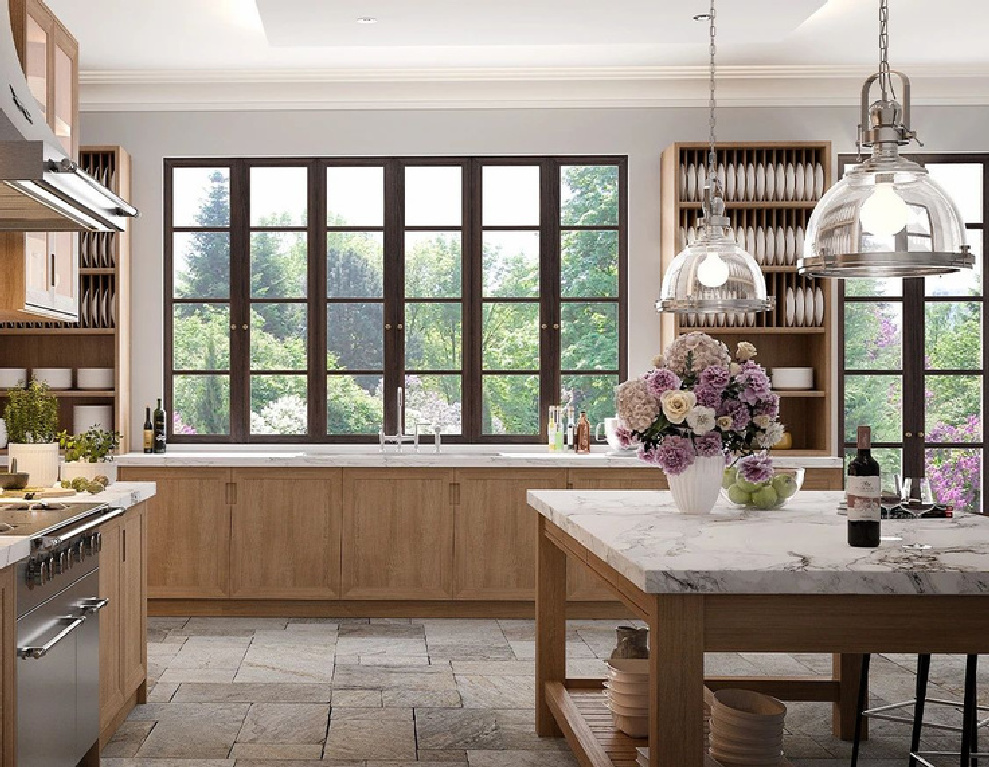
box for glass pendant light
[656,0,773,316]
[799,0,973,278]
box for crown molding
[78,64,989,111]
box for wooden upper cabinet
[230,469,342,599]
[454,469,567,600]
[118,468,232,599]
[9,0,79,159]
[341,469,455,600]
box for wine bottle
[143,407,154,454]
[153,398,167,454]
[565,407,575,451]
[847,425,881,547]
[576,411,591,454]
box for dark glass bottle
[847,425,881,547]
[153,398,167,454]
[143,407,154,454]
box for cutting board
[1,487,78,499]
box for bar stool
[851,653,989,767]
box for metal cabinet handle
[80,597,109,615]
[50,253,56,288]
[18,616,87,659]
[905,431,914,438]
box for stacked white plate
[605,659,649,737]
[710,689,786,767]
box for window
[165,157,627,443]
[841,154,987,512]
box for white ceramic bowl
[76,368,114,390]
[604,678,650,696]
[0,368,26,389]
[605,659,649,680]
[32,368,72,390]
[611,712,648,738]
[770,366,813,390]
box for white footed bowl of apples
[721,466,804,510]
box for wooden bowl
[0,472,29,490]
[611,712,648,738]
[712,689,786,721]
[604,678,650,696]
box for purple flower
[737,453,774,484]
[643,368,682,398]
[694,383,722,409]
[699,365,731,391]
[651,435,696,476]
[736,365,772,406]
[694,432,723,458]
[754,392,780,419]
[616,426,637,449]
[723,401,750,431]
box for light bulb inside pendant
[696,252,730,288]
[860,182,910,237]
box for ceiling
[41,0,989,110]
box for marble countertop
[116,447,842,470]
[0,482,156,569]
[527,489,989,595]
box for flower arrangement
[616,332,783,478]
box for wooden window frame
[839,152,989,508]
[164,155,628,444]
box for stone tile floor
[102,616,989,767]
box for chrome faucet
[379,387,417,452]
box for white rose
[685,405,716,435]
[736,341,757,361]
[716,415,733,430]
[729,362,741,375]
[651,354,665,368]
[660,389,696,424]
[758,422,785,448]
[753,415,772,429]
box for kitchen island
[527,489,989,767]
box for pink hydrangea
[694,383,722,409]
[652,435,696,476]
[643,368,682,399]
[694,432,724,458]
[699,365,731,391]
[737,453,774,484]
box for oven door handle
[80,597,109,615]
[18,616,87,660]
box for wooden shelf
[678,201,819,210]
[0,389,115,398]
[79,268,115,276]
[776,390,826,398]
[0,327,115,335]
[679,327,827,335]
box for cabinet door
[341,469,455,600]
[49,232,77,317]
[23,232,50,310]
[52,25,76,157]
[121,506,146,693]
[98,517,124,735]
[21,8,49,121]
[1,565,14,767]
[565,470,665,601]
[118,468,231,598]
[230,469,342,599]
[454,469,567,600]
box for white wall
[80,104,989,450]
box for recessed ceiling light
[357,16,377,24]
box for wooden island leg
[536,516,566,737]
[650,594,705,767]
[833,653,867,741]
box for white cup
[595,417,627,451]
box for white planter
[666,454,726,515]
[60,461,117,485]
[8,442,60,488]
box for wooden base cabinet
[98,502,147,743]
[230,469,342,599]
[1,565,14,767]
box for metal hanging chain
[707,0,718,204]
[877,0,897,102]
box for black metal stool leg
[971,655,979,767]
[851,653,871,767]
[909,654,932,767]
[962,654,979,767]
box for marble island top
[116,447,841,470]
[527,489,989,596]
[0,482,156,569]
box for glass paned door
[841,155,988,513]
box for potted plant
[4,380,60,487]
[59,427,121,485]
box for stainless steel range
[1,501,125,767]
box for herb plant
[4,380,58,444]
[58,427,121,463]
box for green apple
[751,486,780,510]
[735,477,760,493]
[727,485,752,505]
[722,467,738,489]
[772,474,798,499]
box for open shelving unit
[0,146,132,445]
[660,141,834,455]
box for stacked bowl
[605,659,649,737]
[709,689,786,767]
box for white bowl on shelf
[32,368,72,389]
[76,368,114,390]
[0,368,26,389]
[770,367,813,390]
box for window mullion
[383,160,403,436]
[901,276,925,477]
[310,159,326,442]
[540,159,561,440]
[229,159,250,443]
[464,159,482,441]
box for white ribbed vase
[7,442,59,488]
[666,454,726,515]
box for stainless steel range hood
[0,2,138,232]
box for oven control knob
[92,532,102,553]
[72,542,84,563]
[26,561,39,588]
[47,556,55,582]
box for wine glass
[902,477,935,508]
[881,473,904,506]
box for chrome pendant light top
[656,0,773,315]
[799,0,973,279]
